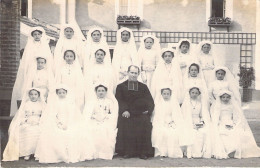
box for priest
[115,65,154,159]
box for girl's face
[202,44,211,54]
[216,70,225,80]
[121,31,130,42]
[29,90,39,102]
[163,52,173,64]
[180,44,189,54]
[220,93,231,104]
[57,89,67,99]
[37,58,46,70]
[189,88,200,100]
[161,89,171,101]
[144,37,154,49]
[32,31,42,42]
[189,65,199,77]
[64,51,75,64]
[96,87,107,98]
[91,30,101,42]
[64,27,74,39]
[95,50,105,64]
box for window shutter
[225,0,233,19]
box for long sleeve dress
[152,94,183,158]
[3,88,46,161]
[83,96,118,160]
[210,90,260,159]
[35,90,94,163]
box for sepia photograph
[0,0,260,167]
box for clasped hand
[122,111,149,118]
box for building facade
[0,0,259,114]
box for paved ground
[1,101,260,167]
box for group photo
[1,0,260,167]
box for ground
[1,101,260,167]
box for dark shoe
[139,154,148,160]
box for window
[21,0,28,17]
[206,0,233,22]
[211,0,225,17]
[115,0,143,19]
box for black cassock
[115,80,155,157]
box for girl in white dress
[84,48,117,100]
[25,56,55,102]
[152,87,184,158]
[10,27,53,116]
[54,24,87,71]
[211,90,260,159]
[176,39,198,75]
[83,84,118,160]
[208,66,241,105]
[183,63,208,101]
[112,27,138,84]
[55,50,85,111]
[138,34,161,90]
[3,88,46,161]
[84,27,111,70]
[181,86,211,158]
[35,85,94,163]
[151,48,183,104]
[197,41,215,86]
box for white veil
[211,90,260,159]
[84,47,118,100]
[211,66,241,105]
[183,62,209,101]
[83,82,118,130]
[151,48,183,103]
[176,39,196,58]
[137,34,162,68]
[54,23,87,71]
[197,40,213,56]
[152,85,183,126]
[180,85,211,158]
[3,88,46,161]
[85,27,111,68]
[55,49,85,111]
[24,54,55,101]
[10,27,53,116]
[112,27,138,72]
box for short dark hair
[189,87,201,95]
[220,93,231,98]
[216,69,226,75]
[36,57,47,63]
[91,30,101,36]
[161,88,172,95]
[31,30,43,37]
[179,41,190,49]
[64,50,76,60]
[202,43,211,48]
[127,65,140,74]
[64,27,74,31]
[29,89,40,96]
[144,37,154,43]
[95,49,106,56]
[189,63,200,73]
[162,51,174,58]
[56,88,67,94]
[121,30,131,37]
[95,85,108,92]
